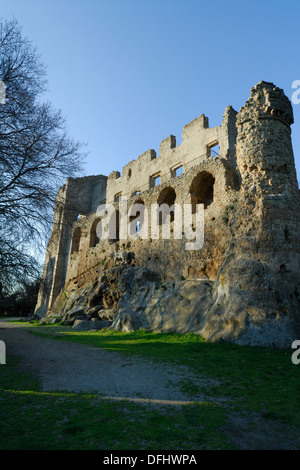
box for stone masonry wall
[106,106,237,205]
[62,156,238,292]
[35,105,239,315]
[35,175,107,316]
[35,81,300,348]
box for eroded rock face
[42,247,300,347]
[199,243,300,347]
[112,276,214,334]
[43,265,161,328]
[43,262,213,333]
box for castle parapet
[105,109,237,204]
[182,114,209,140]
[159,135,176,155]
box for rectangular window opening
[114,192,122,202]
[150,174,161,188]
[175,166,183,177]
[208,142,220,157]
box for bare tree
[0,19,85,292]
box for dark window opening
[280,264,287,273]
[190,171,215,213]
[114,192,122,203]
[157,187,176,225]
[284,227,290,242]
[90,218,102,247]
[109,209,120,243]
[71,227,81,253]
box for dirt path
[0,319,209,404]
[1,319,299,449]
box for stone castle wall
[34,81,300,348]
[35,103,239,317]
[105,106,237,205]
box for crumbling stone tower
[237,81,300,283]
[202,82,300,346]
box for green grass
[0,354,228,450]
[25,325,299,421]
[1,322,300,449]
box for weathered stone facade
[35,81,300,347]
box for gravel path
[0,319,209,404]
[2,319,299,449]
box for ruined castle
[35,81,300,348]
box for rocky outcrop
[41,258,299,347]
[42,265,161,328]
[43,264,213,332]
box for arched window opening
[90,218,102,248]
[157,187,176,225]
[190,172,215,213]
[71,227,81,254]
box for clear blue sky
[1,0,300,180]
